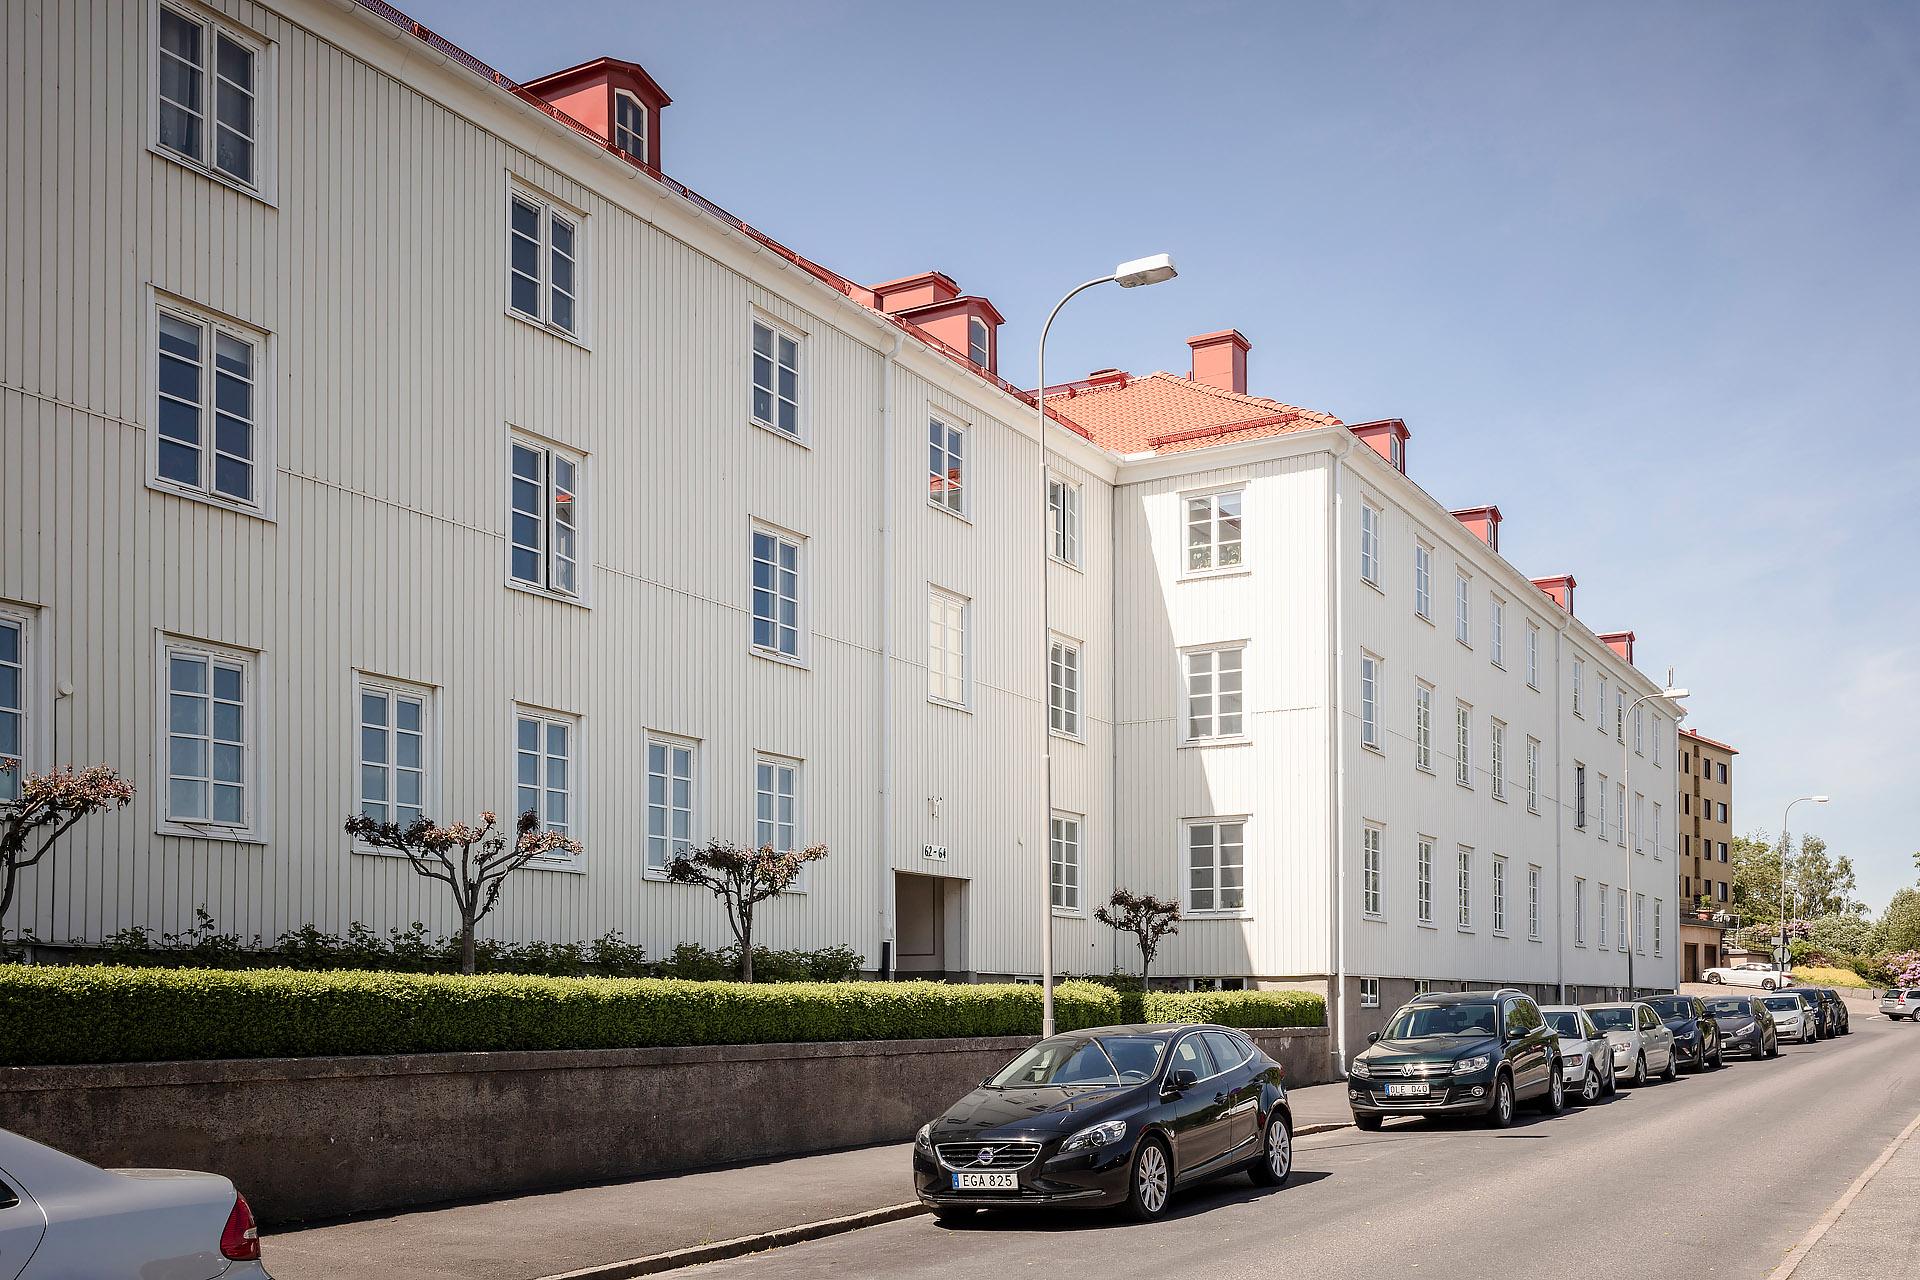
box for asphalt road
[693,1010,1920,1279]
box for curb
[1767,1107,1920,1279]
[533,1202,930,1280]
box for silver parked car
[0,1127,272,1279]
[1761,990,1820,1043]
[1879,988,1916,1020]
[1583,1002,1677,1086]
[1540,1005,1617,1103]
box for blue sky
[402,0,1920,910]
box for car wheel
[1707,973,1724,984]
[1762,979,1776,990]
[1661,1050,1679,1082]
[1353,1112,1383,1132]
[1538,1063,1566,1114]
[932,1206,978,1225]
[1487,1073,1516,1128]
[1767,1037,1780,1059]
[1126,1137,1173,1222]
[1581,1061,1602,1104]
[1601,1055,1619,1096]
[1249,1112,1292,1186]
[1712,1041,1725,1069]
[1631,1052,1647,1087]
[1806,1025,1819,1044]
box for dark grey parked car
[1701,993,1779,1059]
[1799,987,1849,1037]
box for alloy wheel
[1581,1065,1601,1103]
[1632,1053,1647,1086]
[1490,1076,1515,1128]
[1267,1117,1292,1181]
[1136,1142,1169,1215]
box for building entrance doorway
[895,871,966,979]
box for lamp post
[1036,254,1177,1038]
[1623,685,1686,995]
[1778,795,1830,975]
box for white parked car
[1703,963,1794,990]
[1583,1002,1677,1086]
[1541,1005,1617,1103]
[0,1127,272,1279]
[1760,990,1820,1043]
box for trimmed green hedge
[0,966,1321,1066]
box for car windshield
[1383,1002,1499,1039]
[1544,1012,1586,1038]
[1640,997,1689,1018]
[1586,1007,1635,1031]
[1703,999,1750,1017]
[1762,995,1802,1012]
[987,1035,1167,1087]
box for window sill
[1456,638,1473,651]
[146,476,274,524]
[1528,935,1543,944]
[1181,566,1253,583]
[1455,780,1475,792]
[1361,577,1384,595]
[750,418,809,448]
[508,578,590,609]
[1185,910,1253,921]
[1415,611,1434,627]
[1050,728,1084,744]
[1493,930,1509,939]
[1416,921,1437,930]
[1362,913,1387,924]
[1456,926,1475,935]
[1361,742,1384,756]
[524,856,587,875]
[928,498,972,525]
[149,142,276,207]
[929,696,972,714]
[1180,735,1251,750]
[157,824,267,846]
[1051,907,1085,919]
[1048,553,1084,574]
[1492,793,1508,805]
[1415,762,1435,776]
[751,646,810,671]
[1527,804,1540,816]
[506,304,591,351]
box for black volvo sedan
[913,1023,1293,1222]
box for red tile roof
[1679,728,1740,755]
[1040,372,1343,456]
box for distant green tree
[1882,888,1920,955]
[1730,831,1860,921]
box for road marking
[1766,1106,1920,1279]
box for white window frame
[1633,792,1645,854]
[1616,782,1627,849]
[1599,881,1610,948]
[1182,643,1247,744]
[1362,824,1384,919]
[1414,682,1433,772]
[148,293,274,518]
[1527,864,1542,940]
[1652,717,1664,766]
[1184,817,1249,916]
[1574,762,1587,829]
[1634,704,1645,755]
[1359,652,1381,752]
[1634,892,1646,955]
[1615,688,1625,743]
[1454,572,1472,646]
[1653,898,1663,957]
[967,314,991,369]
[156,634,259,840]
[1525,736,1541,813]
[1653,802,1663,860]
[1182,487,1246,577]
[1051,811,1083,914]
[1359,502,1381,587]
[0,605,41,805]
[1414,541,1433,619]
[1492,854,1508,935]
[927,414,968,518]
[350,673,437,848]
[750,521,806,664]
[506,183,585,341]
[1490,719,1507,801]
[1049,635,1082,739]
[1048,473,1082,567]
[1360,977,1380,1008]
[928,586,970,709]
[507,430,587,601]
[644,732,698,877]
[1574,877,1587,946]
[1617,888,1628,954]
[149,1,274,200]
[1525,622,1540,689]
[1454,701,1473,788]
[513,705,581,860]
[1489,596,1505,667]
[1596,772,1608,840]
[1572,656,1586,717]
[612,88,648,159]
[754,752,803,888]
[750,314,804,441]
[1456,845,1473,931]
[1417,837,1434,925]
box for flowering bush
[666,840,829,981]
[1,764,136,922]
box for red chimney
[872,272,961,315]
[1532,574,1577,615]
[1350,420,1410,473]
[523,58,672,170]
[1451,506,1503,553]
[1187,330,1250,395]
[1598,630,1636,665]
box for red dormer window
[968,315,990,368]
[613,90,647,160]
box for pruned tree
[1096,887,1181,992]
[665,839,828,982]
[1,764,136,925]
[344,808,581,974]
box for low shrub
[1791,964,1873,990]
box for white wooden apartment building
[0,0,1680,1026]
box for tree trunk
[739,913,754,983]
[460,916,477,975]
[1140,941,1151,993]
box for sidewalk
[264,1079,1352,1280]
[1782,1117,1920,1279]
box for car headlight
[1351,1059,1372,1079]
[915,1122,934,1151]
[1452,1055,1491,1075]
[1737,1020,1757,1035]
[1061,1120,1128,1153]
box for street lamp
[1778,795,1831,974]
[1036,254,1177,1038]
[1623,685,1686,995]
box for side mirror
[1164,1068,1199,1096]
[1366,1031,1380,1044]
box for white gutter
[1329,434,1357,1076]
[879,332,903,976]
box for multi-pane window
[1633,792,1645,853]
[1362,825,1383,917]
[1526,623,1540,688]
[1185,646,1245,740]
[1526,737,1541,812]
[1185,490,1244,573]
[1414,683,1433,771]
[928,587,968,706]
[613,89,647,159]
[1599,882,1611,947]
[1527,865,1542,939]
[508,193,579,336]
[1454,573,1471,644]
[1186,819,1246,913]
[509,439,582,596]
[1616,783,1626,848]
[1049,639,1081,737]
[1572,657,1585,716]
[1051,812,1082,911]
[1456,847,1473,928]
[1617,888,1628,953]
[1597,675,1610,734]
[1653,898,1663,956]
[1653,803,1663,858]
[1634,893,1646,954]
[1490,597,1505,667]
[1048,476,1081,565]
[0,614,26,802]
[1360,978,1380,1008]
[1575,877,1587,945]
[755,755,798,855]
[156,307,260,507]
[751,320,801,437]
[1492,856,1507,933]
[928,417,966,515]
[1359,503,1380,585]
[355,681,428,831]
[156,4,258,186]
[968,315,990,368]
[1652,719,1664,766]
[1417,838,1434,924]
[751,528,802,659]
[163,642,250,829]
[1596,773,1608,839]
[1615,688,1625,743]
[514,710,576,844]
[1414,543,1432,618]
[1490,720,1507,801]
[1574,763,1587,828]
[644,736,694,873]
[1359,654,1381,750]
[1454,702,1472,787]
[1634,705,1644,754]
